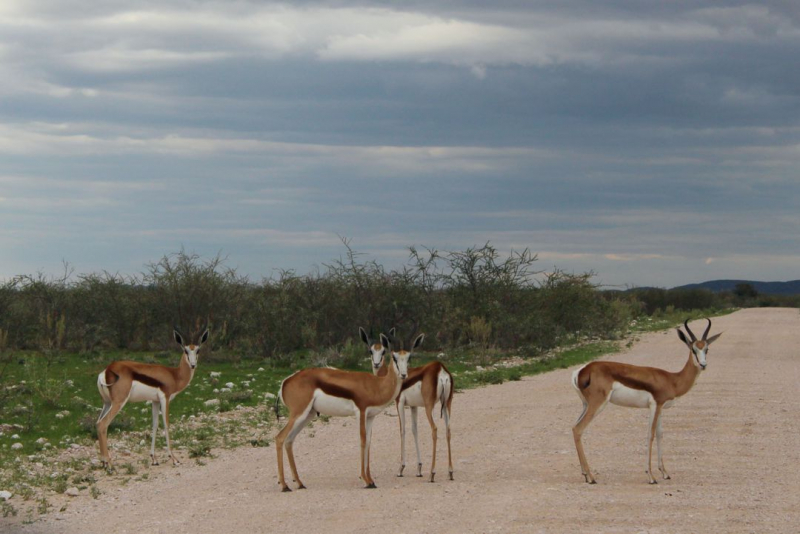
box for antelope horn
[702,318,712,341]
[683,319,697,342]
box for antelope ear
[199,328,209,345]
[173,328,184,347]
[359,327,370,346]
[676,329,691,348]
[412,333,425,349]
[380,333,390,349]
[706,332,722,345]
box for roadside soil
[8,308,800,533]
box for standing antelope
[96,326,208,469]
[275,331,417,491]
[571,318,722,484]
[361,327,454,482]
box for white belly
[609,382,653,408]
[127,381,161,403]
[312,389,357,417]
[401,382,425,407]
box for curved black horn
[702,318,712,340]
[683,319,697,342]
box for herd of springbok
[95,319,720,489]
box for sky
[1,0,799,288]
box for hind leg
[423,403,438,483]
[443,399,454,481]
[96,399,127,470]
[284,407,315,490]
[572,390,609,484]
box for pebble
[11,434,20,439]
[70,443,81,449]
[11,442,22,450]
[66,487,80,497]
[204,399,220,407]
[0,490,11,501]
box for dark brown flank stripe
[131,371,165,390]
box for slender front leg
[410,407,423,477]
[159,393,179,466]
[359,411,376,488]
[150,402,160,465]
[397,398,407,477]
[364,414,377,488]
[656,411,670,480]
[646,403,662,484]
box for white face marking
[692,342,708,369]
[185,345,200,369]
[391,351,411,379]
[369,344,385,373]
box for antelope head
[677,318,722,371]
[174,326,209,370]
[359,327,389,374]
[388,328,424,381]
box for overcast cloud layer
[1,0,799,287]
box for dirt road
[13,308,800,533]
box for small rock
[11,434,20,439]
[220,388,231,393]
[0,490,12,501]
[11,443,22,450]
[264,393,276,400]
[65,487,80,497]
[70,443,81,449]
[257,367,265,372]
[204,399,220,407]
[209,372,222,378]
[225,382,235,389]
[35,437,48,445]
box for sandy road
[12,308,800,533]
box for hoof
[649,480,658,485]
[364,482,377,489]
[429,474,436,483]
[281,486,292,493]
[449,473,454,481]
[416,474,423,478]
[588,479,597,485]
[297,484,307,490]
[664,475,671,480]
[397,474,403,477]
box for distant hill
[672,280,800,295]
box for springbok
[571,318,722,484]
[96,326,208,469]
[275,331,419,491]
[361,327,454,482]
